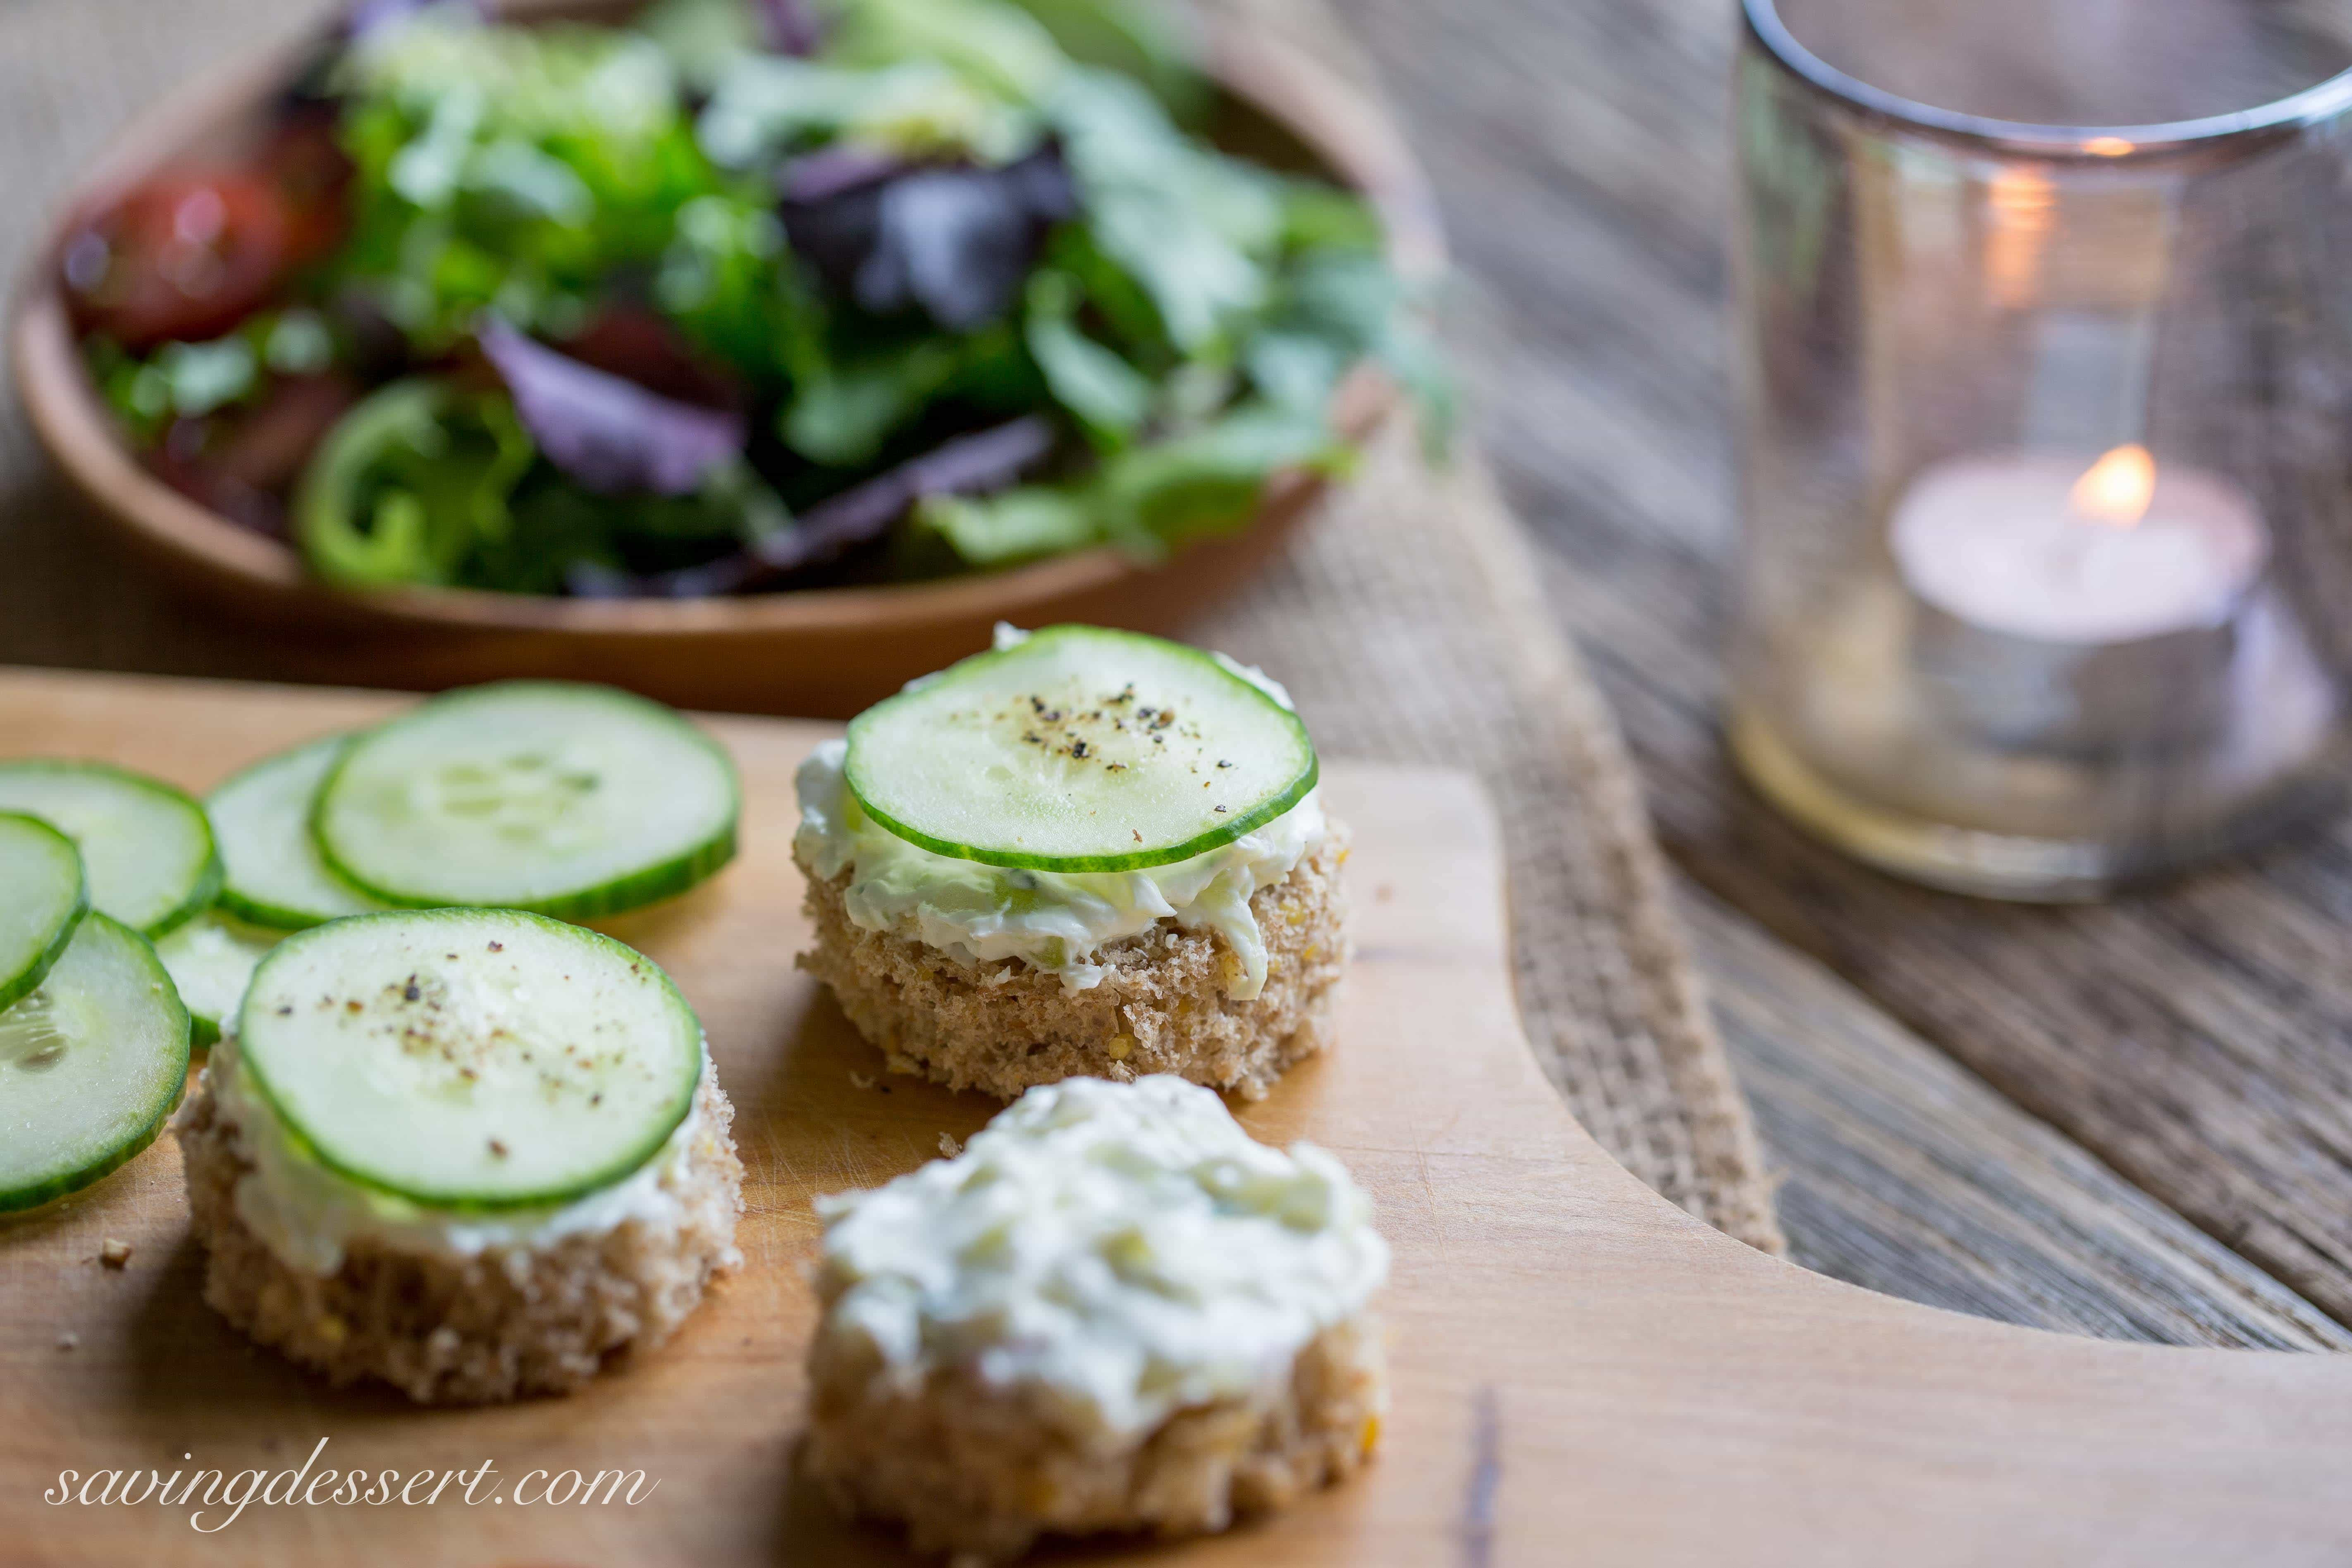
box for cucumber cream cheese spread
[812,1074,1389,1442]
[203,1035,724,1275]
[796,628,1330,998]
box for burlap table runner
[1198,432,1780,1249]
[0,0,1782,1249]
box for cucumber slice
[0,761,221,937]
[314,683,739,920]
[155,912,281,1050]
[845,625,1318,871]
[210,735,388,928]
[0,914,192,1212]
[235,909,703,1210]
[0,813,86,1014]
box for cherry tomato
[61,172,294,350]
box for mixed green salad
[63,0,1443,598]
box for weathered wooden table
[3,0,2348,1352]
[1326,0,2352,1348]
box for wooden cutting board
[2,665,2349,1567]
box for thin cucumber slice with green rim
[154,912,281,1050]
[0,761,221,937]
[236,909,704,1211]
[0,913,192,1213]
[0,813,86,1014]
[314,683,740,921]
[209,735,388,929]
[845,625,1318,872]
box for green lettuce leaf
[1022,269,1151,447]
[1095,400,1344,553]
[910,399,1345,571]
[697,55,1037,169]
[909,484,1094,566]
[1049,67,1282,355]
[331,14,726,347]
[779,335,965,465]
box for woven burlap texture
[1199,432,1781,1250]
[0,0,1781,1248]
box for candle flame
[2070,444,2156,527]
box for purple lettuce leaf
[777,144,906,205]
[478,319,745,497]
[586,415,1057,597]
[779,145,1077,332]
[757,0,825,57]
[343,0,483,42]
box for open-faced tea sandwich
[795,625,1349,1100]
[805,1074,1390,1561]
[177,909,742,1404]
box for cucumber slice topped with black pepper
[313,683,739,920]
[844,626,1317,871]
[0,761,220,937]
[234,909,703,1210]
[0,913,191,1213]
[0,813,86,1014]
[209,735,387,929]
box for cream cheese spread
[199,1034,723,1276]
[796,630,1328,999]
[812,1074,1389,1445]
[818,1081,1383,1448]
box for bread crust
[796,826,1350,1101]
[178,1068,743,1405]
[805,1312,1386,1561]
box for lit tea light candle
[1889,444,2271,752]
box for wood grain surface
[1323,0,2352,1339]
[7,664,2352,1568]
[1687,890,2352,1351]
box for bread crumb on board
[55,1332,79,1352]
[100,1239,134,1268]
[938,1133,964,1158]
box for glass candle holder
[1729,0,2352,898]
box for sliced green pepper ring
[294,377,533,588]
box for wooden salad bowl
[10,3,1444,717]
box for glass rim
[1742,0,2352,157]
